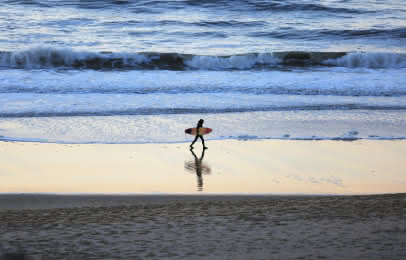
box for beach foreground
[1,140,406,259]
[0,194,405,259]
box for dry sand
[0,194,405,259]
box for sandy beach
[1,0,406,258]
[1,140,406,194]
[1,194,405,259]
[1,140,406,259]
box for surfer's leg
[190,136,199,149]
[200,135,207,149]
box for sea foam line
[1,47,405,70]
[1,133,405,144]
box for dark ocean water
[0,0,405,143]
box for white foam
[1,48,406,70]
[1,68,405,97]
[185,53,281,70]
[324,52,406,68]
[0,47,86,68]
[1,92,404,117]
[0,47,151,69]
[332,129,360,141]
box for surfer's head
[198,119,204,127]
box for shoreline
[2,134,406,145]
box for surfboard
[185,127,213,136]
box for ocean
[0,0,405,143]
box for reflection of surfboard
[185,127,213,136]
[184,161,211,175]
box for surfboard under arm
[185,127,213,136]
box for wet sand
[0,194,405,259]
[1,140,406,194]
[1,140,405,259]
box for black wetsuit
[190,120,207,149]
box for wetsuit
[190,119,207,149]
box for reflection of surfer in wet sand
[188,119,209,150]
[184,148,211,191]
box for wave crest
[1,47,405,70]
[323,52,406,68]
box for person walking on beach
[190,119,208,150]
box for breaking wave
[323,52,406,68]
[0,48,405,70]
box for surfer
[190,119,208,150]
